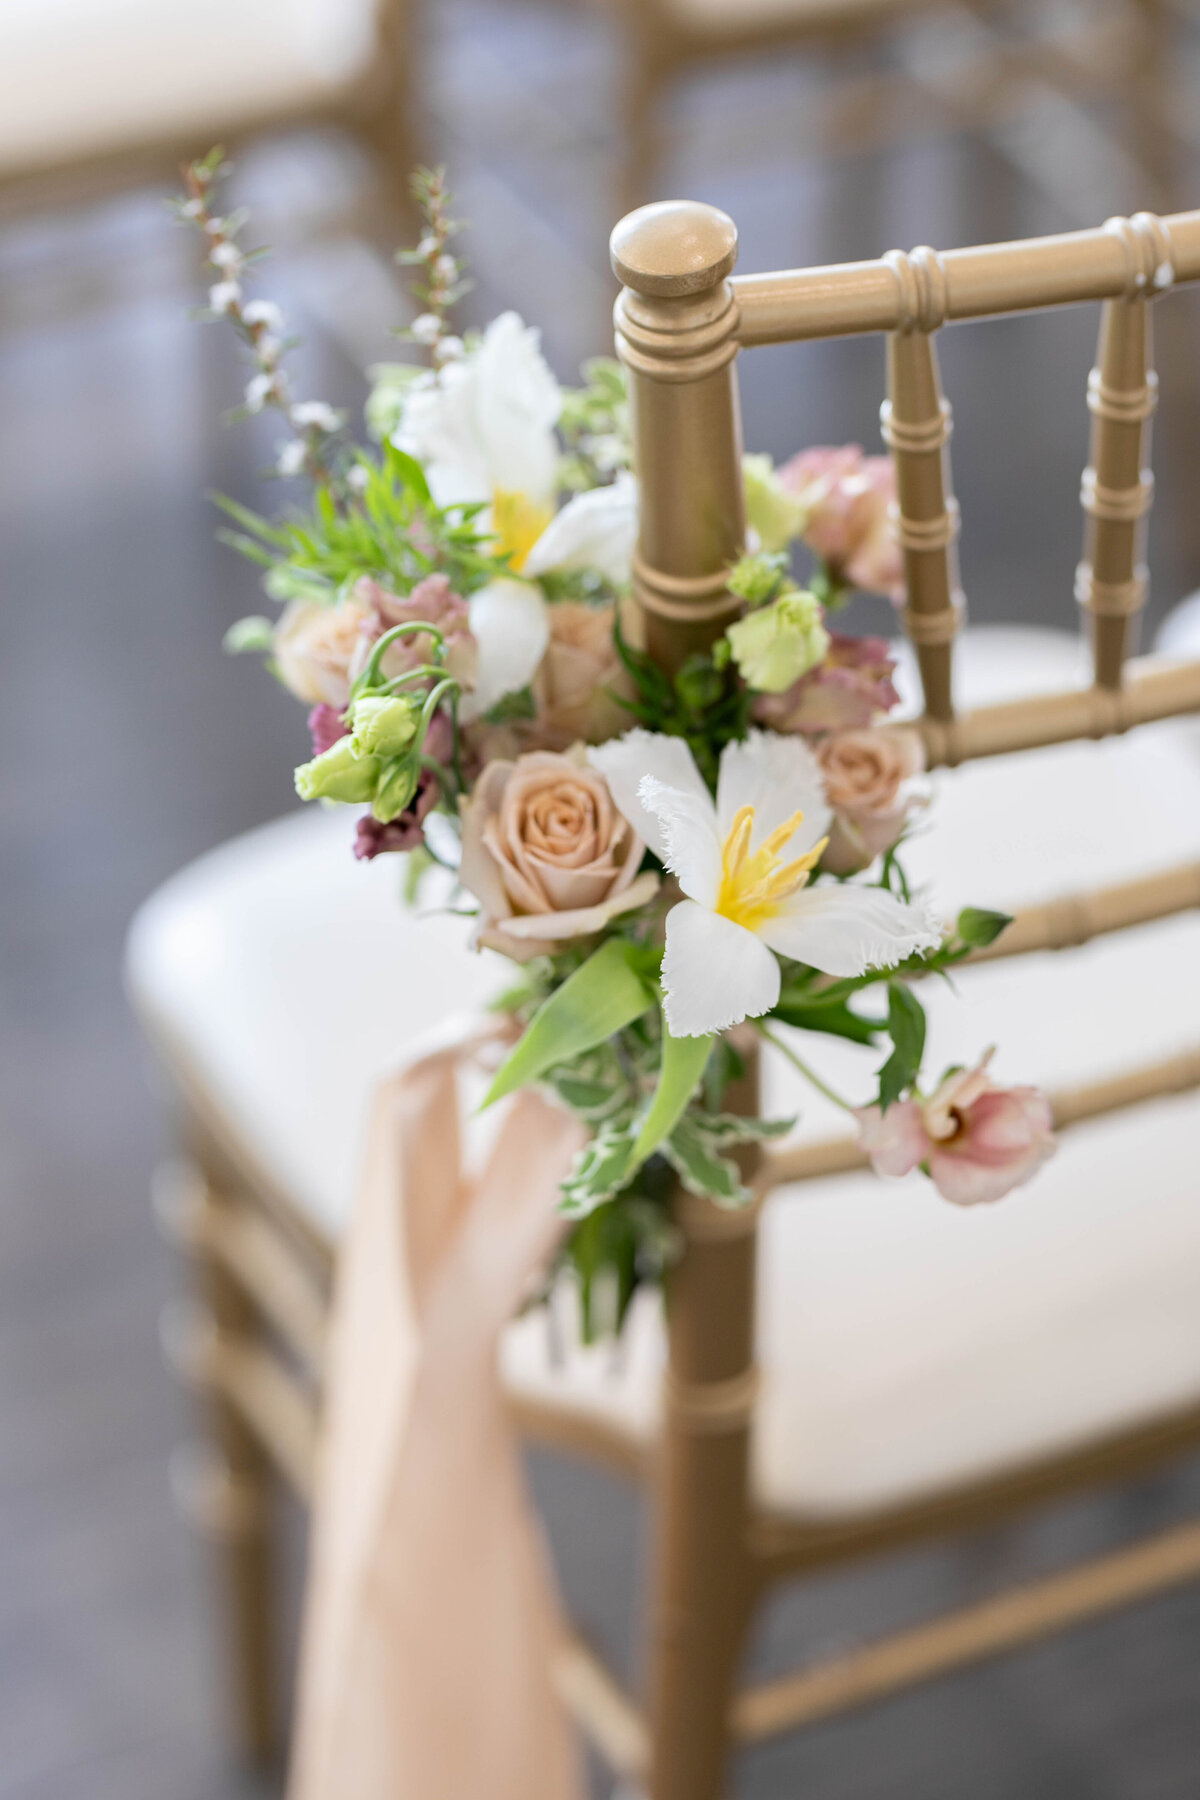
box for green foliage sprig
[215,442,505,607]
[611,615,751,790]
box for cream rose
[273,597,374,707]
[816,726,925,874]
[459,746,659,960]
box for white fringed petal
[715,730,831,854]
[460,579,550,721]
[637,778,722,906]
[760,884,942,976]
[662,902,781,1037]
[523,473,639,586]
[588,731,710,863]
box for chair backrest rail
[731,212,1200,346]
[889,654,1200,766]
[964,858,1200,963]
[764,1043,1200,1190]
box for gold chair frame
[0,0,415,226]
[140,201,1200,1794]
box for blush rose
[816,726,925,874]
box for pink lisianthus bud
[753,632,900,735]
[778,445,905,603]
[856,1052,1057,1206]
[350,574,477,693]
[307,704,348,756]
[353,775,439,859]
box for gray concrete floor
[4,1,1200,1794]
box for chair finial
[610,201,738,298]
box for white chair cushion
[0,0,378,178]
[128,628,1200,1516]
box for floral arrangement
[177,153,1055,1335]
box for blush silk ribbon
[288,1028,588,1800]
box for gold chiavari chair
[128,202,1200,1795]
[0,0,415,226]
[590,0,1180,214]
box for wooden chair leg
[646,1397,755,1800]
[164,1179,279,1764]
[646,1112,762,1798]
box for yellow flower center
[491,488,554,573]
[715,804,827,933]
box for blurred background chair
[594,0,1183,213]
[0,0,416,229]
[126,202,1200,1795]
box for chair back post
[882,247,963,722]
[611,201,759,1800]
[1075,215,1167,688]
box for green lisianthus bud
[727,551,788,607]
[371,753,421,822]
[742,454,806,555]
[295,737,381,804]
[349,692,421,759]
[725,589,831,694]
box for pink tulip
[856,1052,1056,1206]
[779,445,905,603]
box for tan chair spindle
[882,246,963,721]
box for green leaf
[663,1117,751,1207]
[632,1024,712,1163]
[482,938,655,1108]
[684,1111,794,1147]
[877,981,926,1111]
[384,442,432,506]
[770,996,884,1045]
[558,1124,637,1218]
[956,906,1013,949]
[222,615,275,654]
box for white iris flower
[589,730,941,1037]
[524,471,639,588]
[394,310,562,573]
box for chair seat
[127,628,1200,1518]
[0,0,378,180]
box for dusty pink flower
[856,1052,1056,1206]
[349,574,477,692]
[458,745,659,960]
[754,632,900,735]
[816,726,924,874]
[779,445,904,602]
[307,703,348,756]
[353,779,438,859]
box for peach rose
[816,726,925,874]
[529,601,633,747]
[856,1051,1056,1206]
[273,596,375,707]
[459,746,659,960]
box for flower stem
[753,1021,856,1113]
